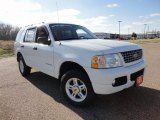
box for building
[94,32,110,39]
[95,32,160,40]
[94,32,119,39]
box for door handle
[33,47,37,50]
[20,45,24,48]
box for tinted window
[36,26,48,42]
[49,24,97,41]
[24,28,36,42]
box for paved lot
[0,43,160,120]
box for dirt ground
[0,43,160,120]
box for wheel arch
[17,52,22,62]
[58,61,90,82]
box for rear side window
[24,28,36,42]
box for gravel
[0,43,160,120]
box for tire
[60,70,95,107]
[18,56,31,77]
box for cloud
[139,13,160,19]
[138,16,149,19]
[138,16,144,18]
[0,0,41,12]
[0,0,43,25]
[123,25,132,29]
[150,13,160,17]
[132,22,143,25]
[0,0,81,26]
[108,14,115,17]
[0,0,113,32]
[106,3,118,8]
[132,21,153,26]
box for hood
[61,39,141,54]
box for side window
[36,26,48,41]
[24,28,36,42]
[36,26,51,45]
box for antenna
[56,1,60,23]
[56,1,61,45]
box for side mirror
[37,37,51,45]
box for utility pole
[56,1,60,23]
[118,21,122,39]
[147,25,149,39]
[128,28,130,39]
[155,28,157,38]
[144,24,147,39]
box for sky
[0,0,160,34]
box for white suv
[15,23,146,106]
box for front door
[33,26,54,76]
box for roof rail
[25,22,45,27]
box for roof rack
[25,22,45,27]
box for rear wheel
[61,70,95,107]
[18,56,31,77]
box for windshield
[49,24,98,41]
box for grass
[127,38,160,44]
[0,40,14,59]
[0,38,160,59]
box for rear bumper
[85,60,146,94]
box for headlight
[91,54,123,69]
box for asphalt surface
[0,43,160,120]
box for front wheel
[61,70,95,107]
[18,56,31,77]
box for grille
[121,49,142,63]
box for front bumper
[85,59,146,94]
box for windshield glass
[49,24,98,41]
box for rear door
[21,28,37,68]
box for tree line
[0,23,20,40]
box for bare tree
[0,23,20,40]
